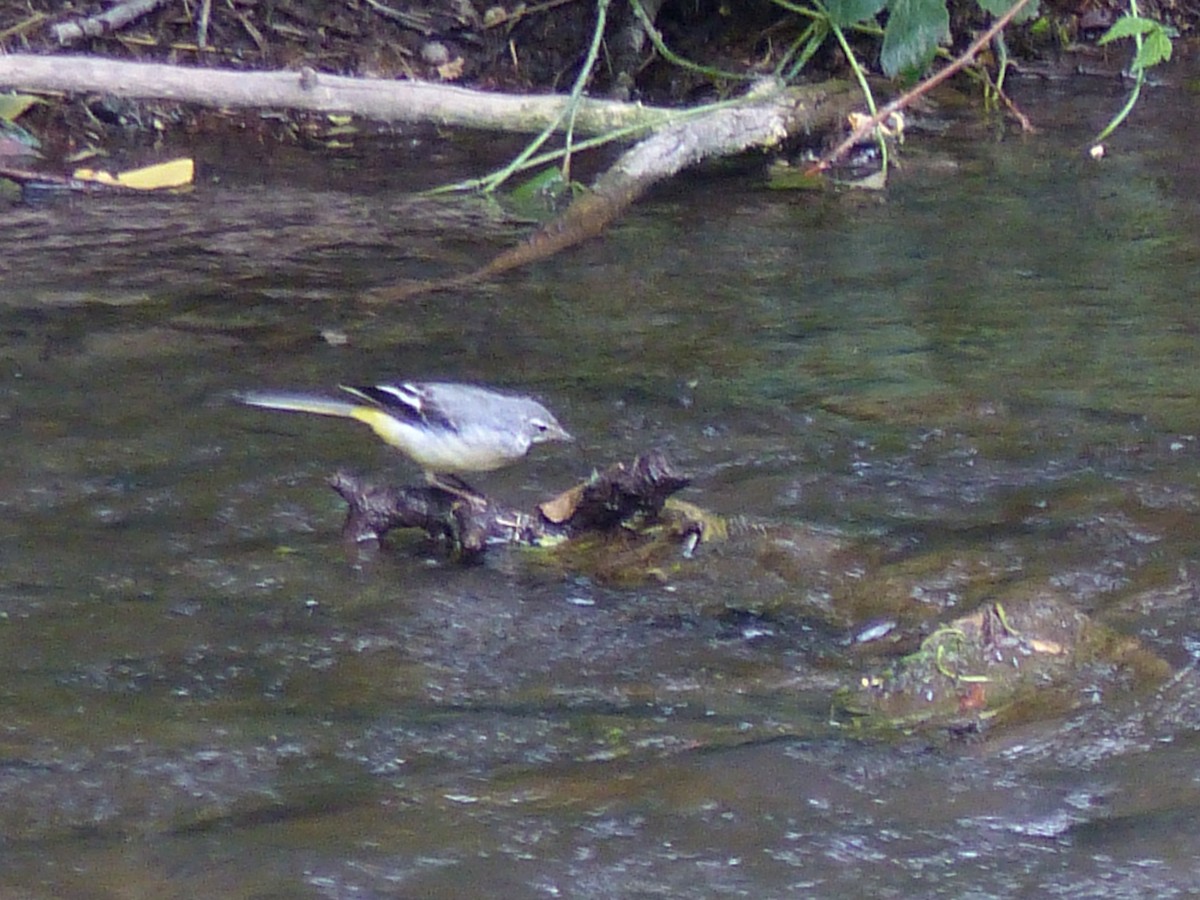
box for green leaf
[0,92,40,123]
[975,0,1039,23]
[880,0,950,77]
[0,118,39,151]
[825,0,887,27]
[1133,27,1173,69]
[1097,15,1176,71]
[1097,14,1158,44]
[506,165,576,219]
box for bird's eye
[532,419,549,433]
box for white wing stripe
[376,383,424,412]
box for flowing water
[4,73,1200,897]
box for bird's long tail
[235,390,362,420]
[235,390,406,450]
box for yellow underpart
[348,406,406,448]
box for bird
[235,381,572,500]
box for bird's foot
[426,472,488,509]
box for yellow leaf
[114,157,194,189]
[71,167,120,186]
[72,157,195,190]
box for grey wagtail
[236,381,572,497]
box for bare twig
[234,12,266,53]
[484,0,584,30]
[361,0,435,34]
[0,12,49,41]
[196,0,212,49]
[52,0,173,46]
[990,78,1035,132]
[811,0,1032,172]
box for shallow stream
[4,72,1200,897]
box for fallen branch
[0,53,676,136]
[368,80,857,301]
[330,450,693,559]
[0,55,855,295]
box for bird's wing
[339,382,457,431]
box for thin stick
[196,0,212,49]
[52,0,173,46]
[810,0,1031,172]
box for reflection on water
[4,78,1200,896]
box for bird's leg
[425,471,488,507]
